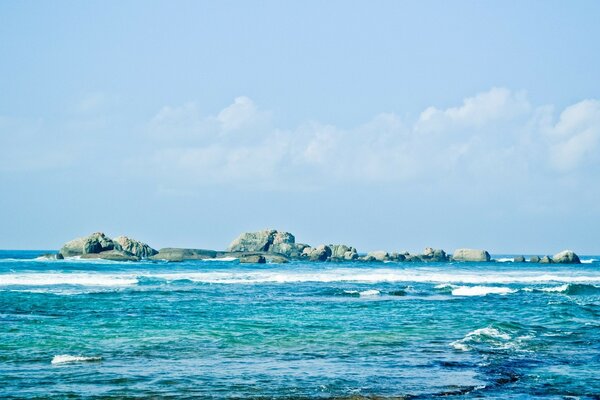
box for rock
[38,253,64,260]
[80,250,139,262]
[228,229,293,252]
[150,248,218,262]
[529,255,540,263]
[302,245,332,261]
[113,236,158,259]
[366,251,389,262]
[452,248,491,262]
[389,252,406,262]
[552,250,581,264]
[513,256,526,263]
[329,244,358,261]
[238,254,266,264]
[539,256,553,264]
[421,247,448,262]
[83,232,116,254]
[263,254,289,264]
[59,232,116,257]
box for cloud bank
[134,88,600,190]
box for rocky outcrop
[420,247,448,262]
[552,250,581,264]
[452,248,491,262]
[228,229,306,257]
[364,251,390,262]
[539,256,553,264]
[238,254,266,264]
[59,232,157,261]
[114,236,158,258]
[81,250,139,262]
[329,244,358,261]
[150,248,218,262]
[302,245,332,261]
[513,256,526,263]
[529,255,540,263]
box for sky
[1,1,599,254]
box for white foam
[539,284,569,293]
[51,354,102,364]
[0,273,137,287]
[451,327,511,351]
[495,258,514,263]
[359,289,380,297]
[451,286,516,296]
[203,257,238,262]
[581,259,597,264]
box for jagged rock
[421,247,448,262]
[539,256,553,264]
[228,229,292,252]
[552,250,581,264]
[83,232,116,254]
[238,254,266,264]
[263,254,289,263]
[150,248,219,262]
[366,251,389,262]
[513,256,526,263]
[390,252,407,262]
[404,254,423,262]
[113,236,158,259]
[80,250,139,262]
[59,232,116,257]
[452,248,491,262]
[329,244,358,261]
[302,244,332,261]
[529,255,540,263]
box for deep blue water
[1,250,599,398]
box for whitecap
[451,327,511,351]
[0,273,137,287]
[51,354,102,364]
[451,286,516,296]
[203,257,239,262]
[495,258,514,263]
[359,289,380,297]
[581,259,597,264]
[540,284,570,293]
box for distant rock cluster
[52,229,583,264]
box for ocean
[1,250,599,398]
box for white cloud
[133,88,600,190]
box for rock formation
[552,250,581,264]
[451,248,491,262]
[58,232,157,261]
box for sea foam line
[51,354,102,364]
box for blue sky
[1,1,599,253]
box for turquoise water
[1,251,599,398]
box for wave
[203,257,238,262]
[535,283,600,295]
[451,327,511,351]
[581,259,597,264]
[0,273,137,287]
[451,286,516,296]
[51,354,102,365]
[495,258,514,263]
[2,267,600,288]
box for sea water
[1,250,599,398]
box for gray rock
[513,255,526,263]
[329,244,358,261]
[228,229,295,252]
[539,256,553,264]
[113,236,158,259]
[80,250,139,262]
[389,252,407,262]
[150,248,219,262]
[421,247,448,262]
[302,244,332,261]
[452,248,491,262]
[552,250,581,264]
[59,232,116,257]
[529,255,540,263]
[366,251,389,262]
[238,254,266,264]
[83,232,116,254]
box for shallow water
[1,250,599,398]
